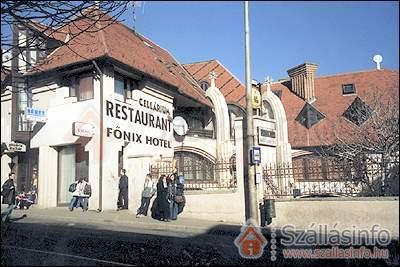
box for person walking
[1,172,16,207]
[68,177,89,212]
[136,174,156,218]
[117,168,129,210]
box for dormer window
[199,81,210,91]
[342,84,356,95]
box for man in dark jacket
[1,172,16,206]
[117,168,129,210]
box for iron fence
[263,158,399,198]
[150,158,237,191]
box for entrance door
[57,146,76,205]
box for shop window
[69,73,94,101]
[114,72,138,102]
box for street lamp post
[244,1,258,224]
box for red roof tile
[26,9,211,107]
[183,60,246,108]
[262,69,399,148]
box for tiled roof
[262,69,399,148]
[26,9,211,107]
[183,59,246,108]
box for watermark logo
[234,220,268,259]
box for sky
[123,1,399,83]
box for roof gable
[26,9,211,107]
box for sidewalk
[2,205,244,237]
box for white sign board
[72,122,95,137]
[25,107,47,122]
[258,127,277,146]
[4,142,26,153]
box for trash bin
[260,198,276,226]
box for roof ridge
[182,59,217,66]
[316,68,399,79]
[214,59,244,86]
[96,10,110,56]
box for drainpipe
[92,60,103,212]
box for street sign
[251,146,261,165]
[25,107,47,122]
[72,122,95,137]
[4,142,26,153]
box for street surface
[1,207,398,266]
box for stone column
[234,117,246,223]
[37,145,58,208]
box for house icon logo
[234,220,268,259]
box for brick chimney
[287,63,318,102]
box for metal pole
[244,1,258,223]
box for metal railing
[263,158,399,198]
[150,159,236,190]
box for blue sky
[125,1,399,83]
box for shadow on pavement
[1,218,399,266]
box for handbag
[174,195,184,203]
[68,183,77,193]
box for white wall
[1,90,13,186]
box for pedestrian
[156,175,170,222]
[136,174,156,218]
[1,172,16,207]
[167,174,178,220]
[175,174,186,215]
[68,177,90,212]
[81,177,92,211]
[117,168,129,210]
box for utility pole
[244,1,258,223]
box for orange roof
[183,59,246,108]
[262,69,399,148]
[26,9,211,107]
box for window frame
[114,72,138,102]
[342,84,356,95]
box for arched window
[262,100,275,120]
[199,80,210,91]
[174,151,215,182]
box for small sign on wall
[4,142,26,153]
[25,107,47,122]
[258,127,277,147]
[72,122,95,137]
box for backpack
[84,183,92,196]
[69,183,77,193]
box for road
[1,209,398,266]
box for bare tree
[322,88,399,196]
[1,1,133,73]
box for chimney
[287,62,318,102]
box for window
[69,73,94,101]
[17,82,32,131]
[199,81,209,91]
[342,97,373,126]
[295,102,326,129]
[174,152,215,182]
[114,73,137,102]
[342,84,356,95]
